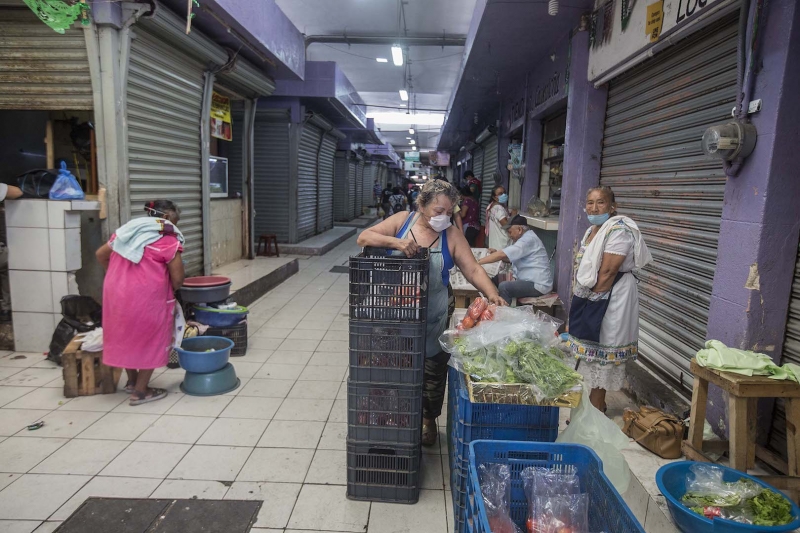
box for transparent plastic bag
[479,463,523,533]
[557,389,631,494]
[522,467,581,527]
[48,161,85,200]
[681,464,762,508]
[531,494,589,533]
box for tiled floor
[0,235,453,533]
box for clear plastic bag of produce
[522,467,581,530]
[530,494,589,533]
[681,464,762,508]
[479,463,523,533]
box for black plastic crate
[206,322,248,357]
[347,380,422,445]
[346,439,421,504]
[349,321,426,385]
[349,248,429,323]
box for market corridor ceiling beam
[305,35,467,48]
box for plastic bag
[530,494,589,533]
[173,305,186,350]
[526,196,550,217]
[48,161,85,200]
[556,388,631,493]
[79,327,103,352]
[681,464,762,508]
[17,169,58,198]
[479,463,523,533]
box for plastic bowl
[175,336,234,373]
[182,276,231,288]
[656,461,800,533]
[179,283,231,304]
[192,305,249,328]
[181,363,240,396]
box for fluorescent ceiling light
[410,139,416,144]
[399,89,409,101]
[406,136,412,139]
[391,45,403,66]
[408,128,415,134]
[376,57,388,63]
[366,112,445,126]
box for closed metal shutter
[767,245,800,460]
[334,152,351,221]
[253,109,291,242]
[127,28,205,274]
[480,136,499,224]
[0,10,93,110]
[297,122,323,241]
[598,16,738,389]
[228,104,244,198]
[355,160,365,218]
[348,159,357,219]
[318,135,336,232]
[362,162,375,208]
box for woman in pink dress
[96,200,185,406]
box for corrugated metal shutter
[334,152,350,221]
[253,109,291,242]
[355,159,365,218]
[297,122,322,241]
[348,159,357,219]
[318,135,336,232]
[480,136,499,224]
[228,104,244,198]
[127,28,205,274]
[767,245,800,461]
[362,162,374,208]
[598,16,738,389]
[0,10,93,110]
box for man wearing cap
[477,214,553,303]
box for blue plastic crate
[468,440,645,533]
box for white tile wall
[5,200,48,228]
[7,228,50,271]
[50,272,79,312]
[9,271,53,313]
[49,229,81,272]
[46,202,80,229]
[12,312,60,353]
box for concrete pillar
[553,30,608,310]
[704,0,800,437]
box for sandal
[124,382,136,394]
[129,388,168,406]
[421,420,438,447]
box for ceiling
[275,0,477,154]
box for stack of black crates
[346,247,430,504]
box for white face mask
[428,214,452,232]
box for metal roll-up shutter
[297,122,323,241]
[334,152,351,221]
[318,135,336,232]
[127,28,205,274]
[355,160,365,217]
[0,10,93,110]
[348,159,357,219]
[767,245,800,461]
[361,162,374,208]
[598,16,738,389]
[228,103,244,198]
[480,136,499,224]
[253,109,291,242]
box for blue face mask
[587,213,610,226]
[497,194,508,204]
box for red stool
[257,234,279,257]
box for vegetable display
[457,297,496,331]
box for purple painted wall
[258,97,302,123]
[703,0,800,439]
[553,30,608,309]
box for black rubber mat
[329,265,349,273]
[56,498,261,533]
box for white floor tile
[0,409,51,437]
[31,439,128,475]
[197,418,269,447]
[287,380,341,400]
[219,397,282,420]
[238,379,295,399]
[168,445,252,482]
[224,482,301,529]
[286,329,326,341]
[299,365,346,381]
[56,392,128,412]
[236,349,273,363]
[253,364,304,381]
[288,484,369,532]
[257,420,324,449]
[296,319,333,331]
[318,422,347,451]
[0,474,91,520]
[99,442,190,478]
[0,369,61,388]
[4,388,69,410]
[137,415,215,444]
[307,352,349,366]
[147,373,185,394]
[50,477,161,520]
[305,449,346,486]
[251,327,289,339]
[0,354,40,368]
[0,474,21,492]
[16,410,104,439]
[229,361,264,379]
[0,437,68,473]
[421,453,446,490]
[266,351,313,366]
[274,399,333,422]
[322,330,349,342]
[0,387,36,408]
[250,337,288,351]
[237,448,314,483]
[76,412,160,441]
[33,521,60,532]
[316,340,349,353]
[0,368,22,381]
[369,489,449,533]
[277,339,321,352]
[111,392,184,415]
[328,399,347,423]
[166,395,232,417]
[151,479,230,500]
[0,520,40,533]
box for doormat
[56,498,261,533]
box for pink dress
[102,234,182,370]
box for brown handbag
[622,406,685,459]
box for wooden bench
[513,293,563,316]
[62,337,122,398]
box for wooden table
[453,288,480,309]
[683,359,800,475]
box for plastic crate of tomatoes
[349,321,426,385]
[347,380,422,445]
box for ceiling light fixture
[376,57,388,63]
[410,139,416,144]
[366,112,445,126]
[399,89,409,101]
[408,128,415,134]
[391,45,403,66]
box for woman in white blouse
[485,185,511,250]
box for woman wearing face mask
[568,187,652,413]
[485,185,511,251]
[358,180,507,446]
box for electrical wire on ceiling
[314,43,462,62]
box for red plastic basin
[182,276,231,288]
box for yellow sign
[210,91,232,141]
[646,1,664,42]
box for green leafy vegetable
[750,489,793,526]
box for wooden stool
[256,234,279,257]
[453,288,480,309]
[513,293,563,316]
[683,358,800,475]
[62,337,122,398]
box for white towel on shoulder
[576,215,653,288]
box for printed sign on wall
[210,91,232,141]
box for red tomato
[468,297,488,320]
[460,316,475,330]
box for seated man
[477,214,553,303]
